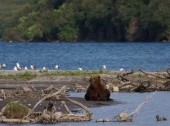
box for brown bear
[84,75,110,101]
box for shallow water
[1,92,169,126]
[0,42,170,70]
[68,92,170,126]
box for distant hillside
[0,0,34,37]
[0,0,34,19]
[0,0,170,42]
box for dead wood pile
[0,86,92,124]
[104,69,170,92]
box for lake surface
[1,92,169,126]
[0,42,170,70]
[67,92,170,126]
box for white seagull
[42,67,47,71]
[30,65,36,70]
[102,65,107,70]
[14,66,18,71]
[2,63,6,68]
[120,68,125,72]
[24,66,28,70]
[78,67,83,71]
[16,63,21,70]
[55,65,60,69]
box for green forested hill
[0,0,170,42]
[0,0,34,38]
[0,0,31,18]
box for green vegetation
[0,70,111,80]
[0,72,37,80]
[3,102,29,118]
[0,0,170,42]
[40,70,109,76]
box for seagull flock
[0,63,63,71]
[0,63,126,72]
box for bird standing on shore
[2,63,6,68]
[78,67,83,71]
[55,65,60,69]
[30,65,36,70]
[24,66,28,70]
[16,63,21,70]
[120,68,125,72]
[15,63,21,70]
[42,67,47,71]
[102,65,107,70]
[13,66,18,71]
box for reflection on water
[2,92,168,126]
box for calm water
[0,42,170,70]
[1,92,169,126]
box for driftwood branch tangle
[117,75,129,82]
[122,70,134,76]
[138,69,166,79]
[24,86,67,118]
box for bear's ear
[97,76,100,80]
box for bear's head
[89,75,101,88]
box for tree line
[0,0,170,42]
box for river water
[1,92,169,126]
[0,42,170,70]
[67,92,170,126]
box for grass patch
[0,70,114,79]
[3,102,29,119]
[16,72,37,80]
[40,70,111,76]
[0,72,37,80]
